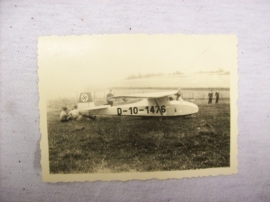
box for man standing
[215,91,220,104]
[208,90,213,104]
[176,87,182,100]
[106,90,114,106]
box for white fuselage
[86,98,198,117]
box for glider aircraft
[77,91,198,117]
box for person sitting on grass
[68,105,83,121]
[60,107,72,122]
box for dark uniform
[176,87,182,100]
[208,90,213,104]
[106,90,114,106]
[215,91,220,104]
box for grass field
[47,98,230,174]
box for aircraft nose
[189,102,199,113]
[193,103,199,113]
[181,101,199,115]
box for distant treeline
[196,70,230,75]
[126,71,183,80]
[112,87,230,91]
[126,69,230,80]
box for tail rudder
[78,92,95,109]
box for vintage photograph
[39,35,238,182]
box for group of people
[172,88,220,104]
[60,105,83,122]
[208,90,219,104]
[59,90,114,122]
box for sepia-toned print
[39,35,238,182]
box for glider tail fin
[78,92,95,110]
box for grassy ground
[47,99,230,174]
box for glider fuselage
[84,98,198,117]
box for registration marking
[117,106,166,115]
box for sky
[38,34,237,97]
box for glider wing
[112,91,177,99]
[79,105,110,111]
